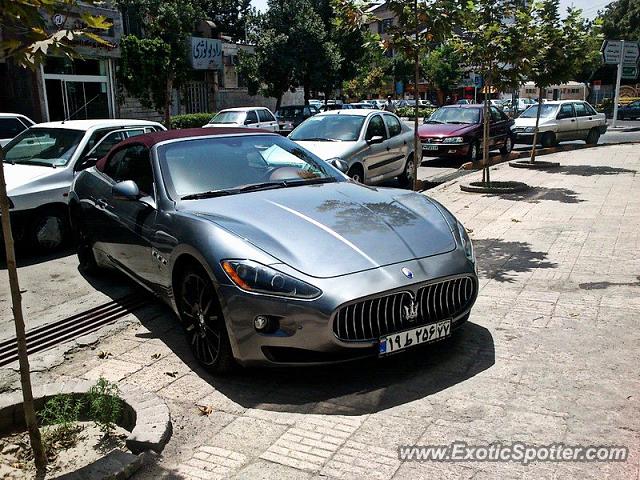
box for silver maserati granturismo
[70,128,478,372]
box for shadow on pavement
[552,165,638,177]
[474,238,557,283]
[490,186,583,204]
[0,245,76,270]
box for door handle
[571,119,575,122]
[96,198,108,208]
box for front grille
[332,276,476,342]
[420,137,444,144]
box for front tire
[540,132,556,148]
[72,213,99,274]
[467,142,479,162]
[347,164,364,183]
[398,154,415,189]
[29,209,69,252]
[178,265,235,373]
[500,135,513,155]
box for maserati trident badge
[403,298,419,322]
[402,267,414,279]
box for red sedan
[418,105,514,162]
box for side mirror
[244,119,256,125]
[75,157,98,172]
[112,180,140,201]
[329,158,349,173]
[367,135,384,145]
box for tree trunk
[164,76,174,129]
[303,77,310,105]
[0,150,47,475]
[482,70,491,185]
[275,93,283,112]
[529,86,544,163]
[412,0,420,192]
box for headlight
[221,260,321,299]
[524,126,536,133]
[443,136,464,144]
[457,222,475,263]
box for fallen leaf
[465,227,473,233]
[511,218,521,223]
[165,371,179,378]
[151,353,161,360]
[196,404,214,416]
[97,351,112,359]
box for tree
[422,40,463,105]
[0,1,110,475]
[525,0,598,163]
[460,0,530,185]
[116,0,205,127]
[600,0,640,42]
[203,0,252,41]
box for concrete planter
[0,379,172,479]
[509,159,561,169]
[460,181,531,194]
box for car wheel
[29,209,68,251]
[178,265,235,373]
[540,132,556,148]
[500,136,513,155]
[72,212,99,274]
[398,154,415,189]
[467,142,479,162]
[586,128,600,145]
[347,164,364,183]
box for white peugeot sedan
[203,107,278,131]
[0,113,35,147]
[289,109,417,187]
[2,119,165,251]
[512,100,607,147]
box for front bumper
[219,251,478,367]
[421,143,470,158]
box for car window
[557,104,575,119]
[366,115,387,140]
[3,128,84,167]
[103,144,154,196]
[573,103,589,117]
[0,118,28,139]
[88,131,128,159]
[383,115,402,137]
[489,107,501,122]
[289,115,366,142]
[246,110,259,124]
[583,103,597,116]
[258,110,274,122]
[303,107,311,117]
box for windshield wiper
[12,160,57,168]
[295,137,340,142]
[425,120,444,124]
[447,121,472,125]
[180,178,336,200]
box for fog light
[254,316,269,331]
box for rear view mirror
[112,180,140,201]
[367,135,384,145]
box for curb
[0,381,171,479]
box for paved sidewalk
[12,144,640,479]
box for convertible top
[96,127,276,171]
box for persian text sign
[189,37,222,70]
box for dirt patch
[0,422,128,479]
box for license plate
[423,145,439,151]
[378,319,451,356]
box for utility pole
[611,39,624,129]
[412,0,420,191]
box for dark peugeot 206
[419,104,515,162]
[70,128,478,372]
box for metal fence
[184,81,210,114]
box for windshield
[209,111,245,124]
[3,128,84,167]
[289,115,365,141]
[519,104,558,118]
[277,107,304,119]
[158,134,341,199]
[426,107,480,124]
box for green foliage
[202,0,252,41]
[87,377,122,435]
[38,394,83,450]
[115,0,206,126]
[0,0,111,68]
[170,113,216,129]
[600,0,640,42]
[396,106,436,118]
[422,41,464,103]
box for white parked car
[0,113,35,147]
[2,119,165,251]
[512,100,607,147]
[289,109,417,187]
[203,107,278,131]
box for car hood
[2,163,58,192]
[183,182,457,278]
[513,117,553,127]
[292,141,359,161]
[418,123,477,137]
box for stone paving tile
[176,445,247,479]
